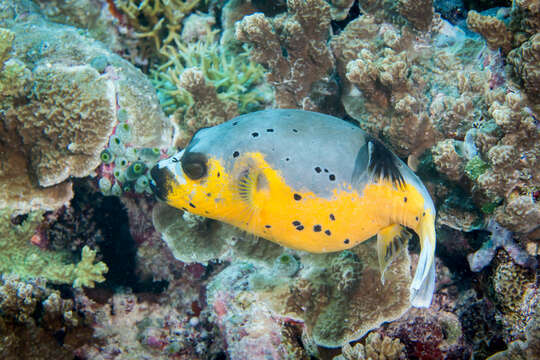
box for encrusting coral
[236,0,335,109]
[154,202,413,348]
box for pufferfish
[150,109,436,307]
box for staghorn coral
[235,0,335,109]
[0,1,171,213]
[155,202,413,349]
[467,10,513,54]
[0,275,92,360]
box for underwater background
[0,0,538,359]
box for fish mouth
[150,164,174,202]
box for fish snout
[150,164,174,201]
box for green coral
[465,155,490,181]
[151,30,268,116]
[0,210,107,287]
[0,27,30,99]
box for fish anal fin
[377,224,411,284]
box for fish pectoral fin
[377,224,411,285]
[410,210,436,308]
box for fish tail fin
[410,210,436,308]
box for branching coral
[236,0,335,109]
[0,210,108,287]
[151,30,268,147]
[115,0,201,57]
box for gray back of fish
[186,109,408,198]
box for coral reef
[0,0,171,213]
[0,275,93,360]
[236,0,335,109]
[467,10,513,53]
[155,203,413,349]
[332,332,406,360]
[0,209,107,287]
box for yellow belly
[242,180,426,253]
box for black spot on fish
[252,132,259,138]
[404,197,407,202]
[189,203,196,208]
[233,121,238,126]
[423,212,426,216]
[293,193,302,201]
[266,129,274,132]
[182,207,188,211]
[315,167,322,173]
[329,214,335,221]
[416,216,419,221]
[313,225,322,232]
[296,225,304,230]
[265,225,271,228]
[233,151,239,158]
[329,174,335,181]
[292,129,298,133]
[292,220,301,226]
[344,239,350,244]
[207,193,211,197]
[324,168,328,173]
[325,230,331,236]
[285,157,290,161]
[217,172,220,177]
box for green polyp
[465,156,489,181]
[109,135,124,154]
[139,147,161,161]
[116,122,132,142]
[126,161,147,181]
[117,108,128,122]
[100,149,114,164]
[113,169,126,183]
[115,156,129,168]
[272,253,300,277]
[135,175,150,193]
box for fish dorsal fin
[377,224,411,284]
[367,139,405,189]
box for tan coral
[507,33,540,101]
[236,0,335,109]
[466,10,512,53]
[171,68,238,148]
[398,0,434,31]
[432,139,466,181]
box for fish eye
[181,152,207,180]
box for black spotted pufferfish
[150,109,436,307]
